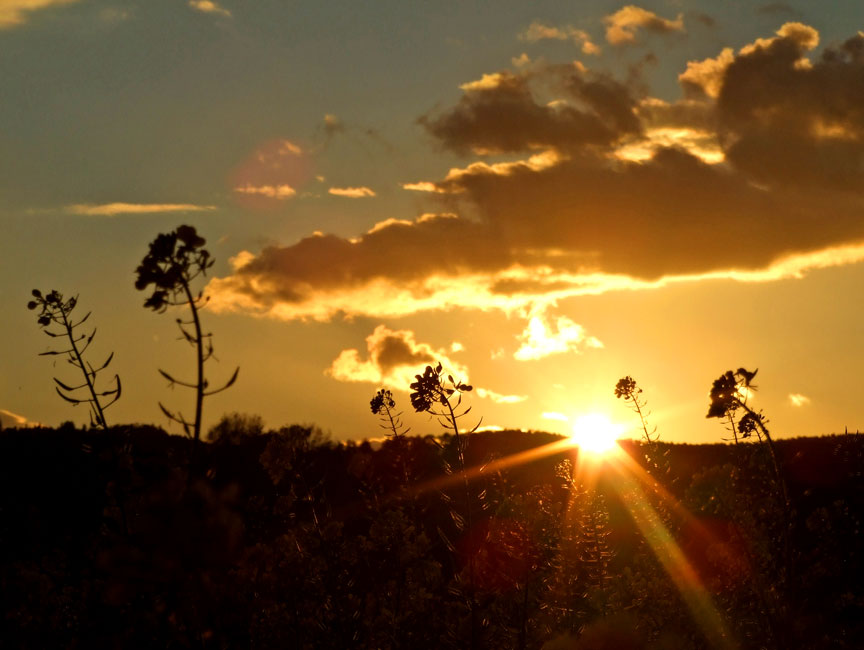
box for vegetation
[11,225,863,649]
[1,422,861,649]
[27,289,120,428]
[134,225,238,444]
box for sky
[3,0,864,443]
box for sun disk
[571,413,621,455]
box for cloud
[327,325,459,389]
[756,3,802,17]
[0,0,78,29]
[542,412,569,422]
[188,0,231,17]
[604,5,684,45]
[67,203,217,216]
[679,48,735,98]
[402,181,448,193]
[230,139,312,209]
[323,113,345,137]
[519,21,601,55]
[234,184,296,199]
[420,65,641,155]
[789,393,811,407]
[513,312,603,361]
[207,25,864,325]
[327,325,523,409]
[702,23,864,191]
[0,409,39,429]
[474,388,528,404]
[328,186,376,198]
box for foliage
[27,289,120,428]
[135,225,238,443]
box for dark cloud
[439,147,864,278]
[326,325,458,386]
[690,13,716,28]
[756,3,803,18]
[419,68,640,155]
[209,25,864,322]
[717,27,864,191]
[213,214,509,310]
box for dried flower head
[135,225,212,312]
[370,389,396,415]
[614,376,639,401]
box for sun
[571,413,621,456]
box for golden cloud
[401,181,448,193]
[327,325,459,389]
[0,408,39,428]
[513,312,603,361]
[327,325,527,406]
[67,203,217,216]
[234,184,297,199]
[604,5,684,45]
[0,0,78,28]
[188,0,231,17]
[474,388,528,404]
[419,65,641,155]
[518,21,601,55]
[328,186,376,198]
[207,25,864,327]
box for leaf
[204,367,239,396]
[158,402,180,423]
[55,387,83,404]
[97,351,114,371]
[53,377,83,391]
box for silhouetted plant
[409,362,484,648]
[135,225,238,443]
[707,368,784,496]
[409,363,477,435]
[27,289,120,428]
[614,376,656,443]
[371,389,410,438]
[707,367,793,626]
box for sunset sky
[4,0,864,443]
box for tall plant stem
[182,278,205,443]
[61,309,107,428]
[444,394,478,649]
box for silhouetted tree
[135,225,238,443]
[27,289,120,427]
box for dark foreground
[1,423,862,649]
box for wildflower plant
[370,389,410,438]
[27,289,120,428]
[707,367,789,513]
[409,362,483,643]
[135,225,238,442]
[409,362,477,437]
[614,376,657,444]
